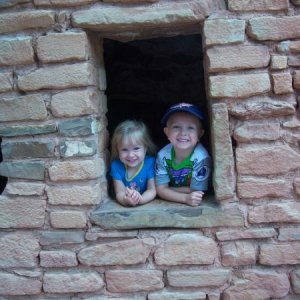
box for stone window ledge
[90,196,244,230]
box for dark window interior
[0,137,8,194]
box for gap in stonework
[0,137,8,194]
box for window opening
[0,137,8,194]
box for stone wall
[0,0,300,299]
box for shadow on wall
[0,138,8,194]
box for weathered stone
[282,119,300,129]
[222,241,256,266]
[279,227,300,241]
[50,211,87,228]
[259,242,300,265]
[104,0,158,2]
[78,238,154,266]
[40,250,78,267]
[148,290,206,300]
[0,161,45,180]
[237,178,290,199]
[0,0,30,8]
[0,196,46,228]
[154,233,217,266]
[272,72,293,94]
[43,271,104,293]
[167,269,230,287]
[72,1,211,32]
[294,177,300,197]
[0,10,55,34]
[209,73,270,99]
[18,62,97,91]
[248,202,300,224]
[236,145,300,175]
[291,0,300,5]
[48,159,104,181]
[204,19,245,46]
[0,232,40,267]
[6,182,45,196]
[85,229,138,241]
[248,16,300,41]
[288,56,300,67]
[59,140,96,157]
[51,89,99,117]
[2,140,55,159]
[0,71,13,92]
[211,103,235,201]
[91,198,244,229]
[234,122,280,142]
[46,183,101,205]
[34,0,101,6]
[0,37,34,66]
[228,0,289,11]
[106,270,163,292]
[37,32,89,63]
[39,231,85,245]
[271,55,288,69]
[216,228,277,241]
[0,123,56,137]
[293,70,300,89]
[206,45,270,72]
[229,97,296,120]
[0,94,47,122]
[291,270,300,294]
[223,270,290,299]
[0,272,42,295]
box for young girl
[110,120,157,206]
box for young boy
[155,102,211,206]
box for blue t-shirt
[110,156,155,194]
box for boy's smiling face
[164,112,204,155]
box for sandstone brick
[43,271,104,293]
[248,202,300,224]
[2,140,55,159]
[288,56,300,67]
[209,73,270,99]
[51,89,99,117]
[106,270,163,293]
[272,72,293,94]
[0,196,46,228]
[234,122,280,142]
[0,0,30,8]
[206,45,270,72]
[35,0,99,6]
[223,270,290,299]
[104,0,158,2]
[228,0,289,11]
[292,0,300,5]
[248,16,300,41]
[229,97,296,120]
[0,232,40,268]
[154,234,218,266]
[39,231,85,245]
[85,229,138,241]
[291,269,300,294]
[279,227,300,241]
[204,19,245,46]
[167,269,230,288]
[59,140,96,157]
[18,62,97,92]
[236,145,300,175]
[148,290,206,300]
[271,55,288,69]
[78,238,154,266]
[216,228,277,241]
[294,177,300,197]
[50,211,87,228]
[6,181,45,196]
[0,71,13,92]
[46,183,101,205]
[40,250,78,267]
[0,37,34,66]
[211,103,235,201]
[0,272,42,295]
[48,159,104,181]
[259,242,300,265]
[0,94,47,122]
[208,292,221,300]
[293,70,300,89]
[0,161,45,180]
[237,178,290,199]
[222,241,256,266]
[0,123,56,137]
[37,32,89,63]
[0,10,55,34]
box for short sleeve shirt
[155,143,211,191]
[110,156,155,194]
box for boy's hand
[186,191,204,207]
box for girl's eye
[121,148,128,152]
[188,126,196,130]
[133,147,140,151]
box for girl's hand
[124,187,142,206]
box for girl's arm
[139,178,157,205]
[112,179,139,206]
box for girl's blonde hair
[110,120,156,161]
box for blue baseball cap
[161,102,205,127]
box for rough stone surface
[35,0,95,6]
[293,70,300,89]
[0,123,56,137]
[294,177,300,197]
[216,228,277,241]
[6,182,45,196]
[0,0,30,8]
[0,71,13,92]
[272,72,293,94]
[148,290,206,300]
[40,250,78,267]
[279,227,300,241]
[291,270,300,294]
[50,211,87,228]
[39,231,85,245]
[228,0,289,11]
[271,55,288,69]
[59,140,97,157]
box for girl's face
[164,112,203,153]
[118,138,147,169]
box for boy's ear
[198,128,204,139]
[163,127,169,136]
